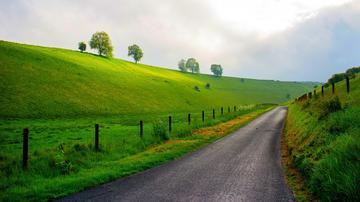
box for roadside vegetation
[284,71,360,201]
[0,104,272,201]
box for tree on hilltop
[78,42,86,52]
[210,64,223,77]
[178,59,187,72]
[128,44,143,63]
[186,58,200,73]
[89,31,113,57]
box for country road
[59,106,294,202]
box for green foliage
[327,66,360,84]
[78,42,86,52]
[286,74,360,201]
[316,96,342,120]
[0,101,269,201]
[186,58,200,73]
[194,86,200,92]
[0,41,314,118]
[178,59,187,72]
[210,64,223,77]
[89,31,113,57]
[128,44,143,63]
[205,83,210,89]
[310,135,360,202]
[152,120,169,141]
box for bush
[205,83,210,89]
[194,86,200,92]
[317,96,342,120]
[152,120,169,141]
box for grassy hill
[0,40,314,118]
[285,74,360,201]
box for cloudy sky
[1,0,359,81]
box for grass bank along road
[60,107,293,202]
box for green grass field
[285,74,360,201]
[0,40,315,118]
[0,40,315,201]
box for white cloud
[0,0,359,81]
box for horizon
[1,39,324,83]
[1,0,359,82]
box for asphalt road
[59,106,294,202]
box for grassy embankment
[0,40,314,201]
[284,74,360,201]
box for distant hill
[0,40,314,118]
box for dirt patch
[192,114,255,137]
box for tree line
[78,31,143,64]
[78,31,224,77]
[327,66,360,85]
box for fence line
[19,104,270,169]
[296,76,351,102]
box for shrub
[152,120,169,141]
[205,83,210,89]
[317,96,342,120]
[194,86,200,92]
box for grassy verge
[284,74,360,201]
[0,105,273,201]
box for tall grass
[286,75,360,201]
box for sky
[1,0,359,82]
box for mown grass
[0,105,272,201]
[285,74,360,201]
[0,40,314,118]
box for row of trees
[78,31,143,63]
[327,66,360,84]
[78,31,224,76]
[178,58,223,77]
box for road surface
[59,106,294,202]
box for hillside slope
[285,74,360,201]
[0,40,314,118]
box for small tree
[78,42,86,52]
[186,58,199,73]
[89,31,113,57]
[210,64,223,77]
[178,59,187,72]
[128,44,143,64]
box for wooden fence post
[22,128,29,169]
[168,116,172,132]
[346,76,350,93]
[202,111,205,122]
[213,109,215,119]
[139,121,143,138]
[188,113,191,125]
[332,82,335,94]
[221,107,223,115]
[321,85,324,96]
[95,124,99,151]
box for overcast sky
[1,0,359,82]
